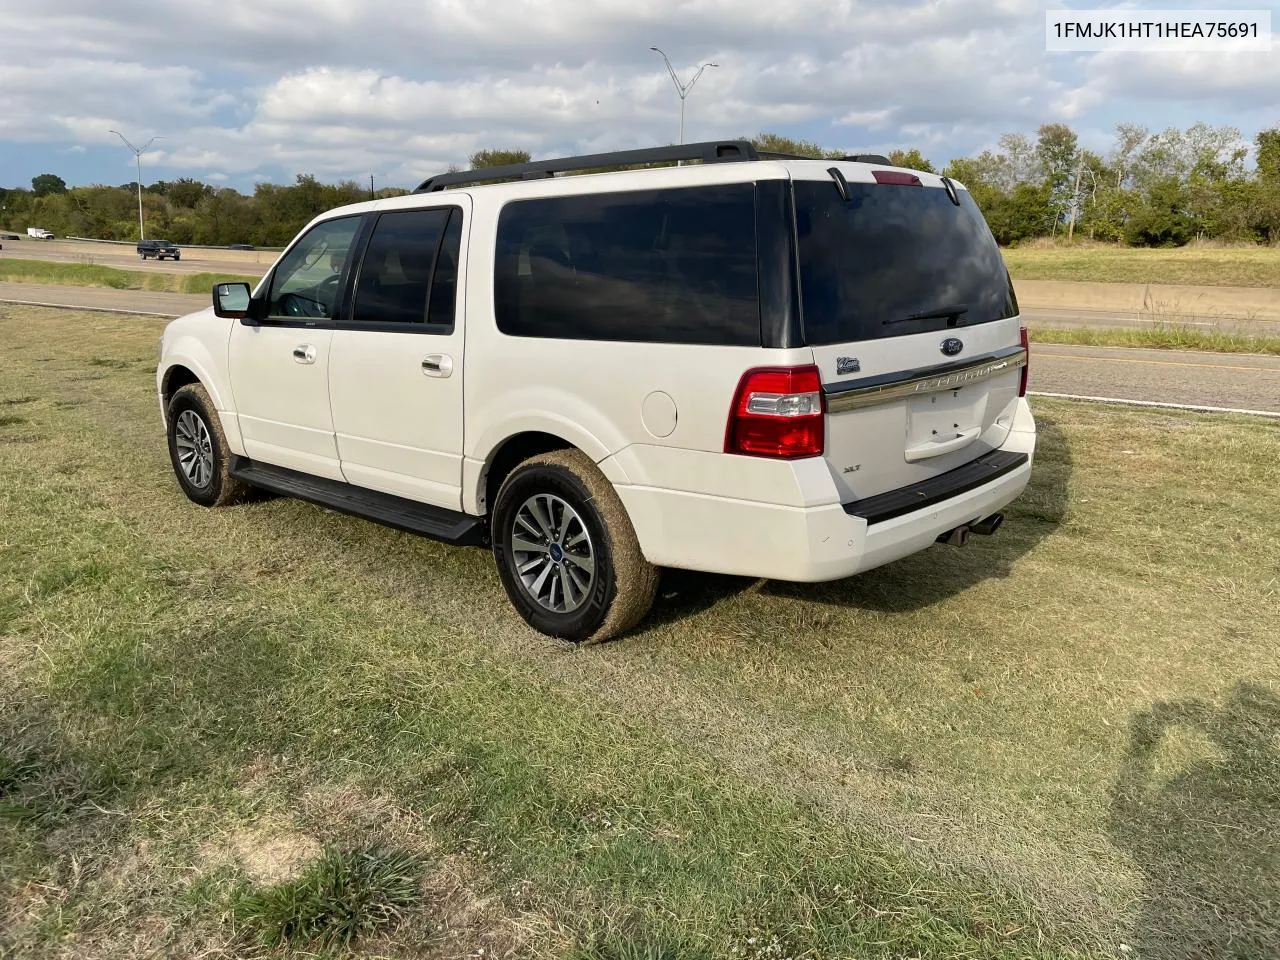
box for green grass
[1,305,1278,958]
[236,845,422,949]
[1003,244,1280,287]
[0,258,261,294]
[1028,320,1280,356]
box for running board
[229,457,487,546]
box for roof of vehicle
[310,140,963,228]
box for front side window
[349,207,461,329]
[267,216,361,321]
[493,184,760,345]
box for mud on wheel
[165,383,247,508]
[491,449,658,643]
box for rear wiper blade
[884,303,969,326]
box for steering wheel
[279,275,341,318]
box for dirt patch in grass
[217,826,324,886]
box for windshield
[793,180,1017,346]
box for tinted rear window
[494,184,760,345]
[794,180,1017,346]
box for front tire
[492,450,657,643]
[165,383,247,507]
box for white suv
[156,141,1035,642]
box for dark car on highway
[227,243,254,251]
[138,239,181,261]
[0,232,20,240]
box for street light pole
[649,47,718,145]
[109,131,163,241]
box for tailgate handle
[904,427,981,462]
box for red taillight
[725,365,825,459]
[872,170,923,186]
[1019,325,1030,397]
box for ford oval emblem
[940,337,964,357]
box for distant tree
[1124,176,1193,246]
[748,133,840,159]
[1110,123,1149,189]
[167,177,213,209]
[887,148,935,173]
[1254,129,1280,243]
[1036,124,1079,187]
[469,149,532,169]
[1035,123,1080,233]
[986,183,1054,246]
[1254,129,1280,185]
[31,173,67,197]
[996,133,1038,189]
[942,156,1002,215]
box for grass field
[0,259,260,295]
[1029,321,1280,356]
[1002,244,1280,287]
[2,306,1278,959]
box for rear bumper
[614,397,1036,582]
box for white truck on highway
[26,227,54,240]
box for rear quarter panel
[458,177,817,515]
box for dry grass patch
[1003,243,1280,286]
[1028,319,1280,355]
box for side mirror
[212,282,253,320]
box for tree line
[3,124,1277,248]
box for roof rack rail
[413,140,763,192]
[840,154,894,164]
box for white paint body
[158,159,1036,583]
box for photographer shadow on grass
[646,411,1073,626]
[1108,681,1280,960]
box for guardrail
[63,235,285,252]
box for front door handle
[293,344,317,364]
[422,354,453,378]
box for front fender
[156,310,240,451]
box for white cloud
[1,0,1276,187]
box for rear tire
[165,383,248,508]
[492,450,657,643]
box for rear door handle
[293,344,317,364]
[422,354,453,378]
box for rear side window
[494,184,760,345]
[794,181,1017,346]
[351,207,461,330]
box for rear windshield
[793,180,1017,346]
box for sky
[1,0,1277,193]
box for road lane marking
[1030,392,1280,418]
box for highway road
[2,282,1278,415]
[0,238,273,274]
[0,281,206,316]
